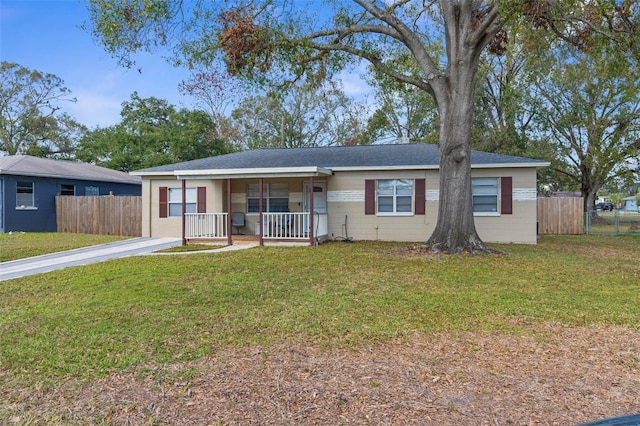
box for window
[168,188,196,217]
[247,183,289,213]
[159,186,205,218]
[60,184,75,195]
[16,181,35,208]
[377,179,413,214]
[472,178,499,213]
[85,186,99,196]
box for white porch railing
[262,212,309,240]
[185,213,228,239]
[185,212,322,241]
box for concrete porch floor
[188,234,312,247]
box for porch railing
[262,212,309,240]
[185,213,228,239]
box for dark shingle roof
[132,143,548,174]
[0,155,141,184]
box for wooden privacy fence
[537,197,584,235]
[56,196,142,237]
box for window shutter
[197,187,206,213]
[501,177,513,215]
[159,187,168,218]
[414,178,425,215]
[365,179,375,215]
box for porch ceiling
[175,166,333,180]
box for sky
[0,0,372,129]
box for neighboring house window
[377,179,413,214]
[472,177,512,215]
[365,179,425,216]
[159,186,206,218]
[60,184,75,195]
[169,188,196,217]
[85,186,99,196]
[247,183,289,213]
[16,181,35,208]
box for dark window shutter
[501,177,513,215]
[365,179,375,215]
[159,187,168,218]
[197,187,206,213]
[414,178,426,215]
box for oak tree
[86,0,639,253]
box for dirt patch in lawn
[4,324,639,425]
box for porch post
[181,179,186,246]
[227,178,232,245]
[259,177,264,246]
[309,176,314,246]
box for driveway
[0,237,183,281]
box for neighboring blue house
[0,155,141,233]
[622,196,639,212]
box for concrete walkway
[0,237,184,281]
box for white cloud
[65,91,123,129]
[336,63,372,98]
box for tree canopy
[532,38,640,212]
[228,80,369,149]
[0,61,84,157]
[76,92,232,172]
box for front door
[303,181,328,238]
[303,181,327,214]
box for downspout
[227,178,232,245]
[181,179,186,246]
[259,177,264,246]
[309,176,314,246]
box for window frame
[376,179,414,216]
[16,181,36,209]
[168,187,197,217]
[472,177,500,216]
[247,183,290,213]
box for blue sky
[1,0,197,128]
[0,0,370,130]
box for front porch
[174,167,332,246]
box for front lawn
[0,235,638,389]
[0,232,128,262]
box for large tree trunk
[424,3,495,254]
[426,98,492,253]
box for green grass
[0,235,638,389]
[588,211,640,235]
[0,232,128,262]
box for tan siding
[327,170,436,242]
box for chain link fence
[585,210,640,235]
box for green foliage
[363,53,439,143]
[523,26,640,209]
[608,193,627,208]
[76,92,233,172]
[0,61,84,157]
